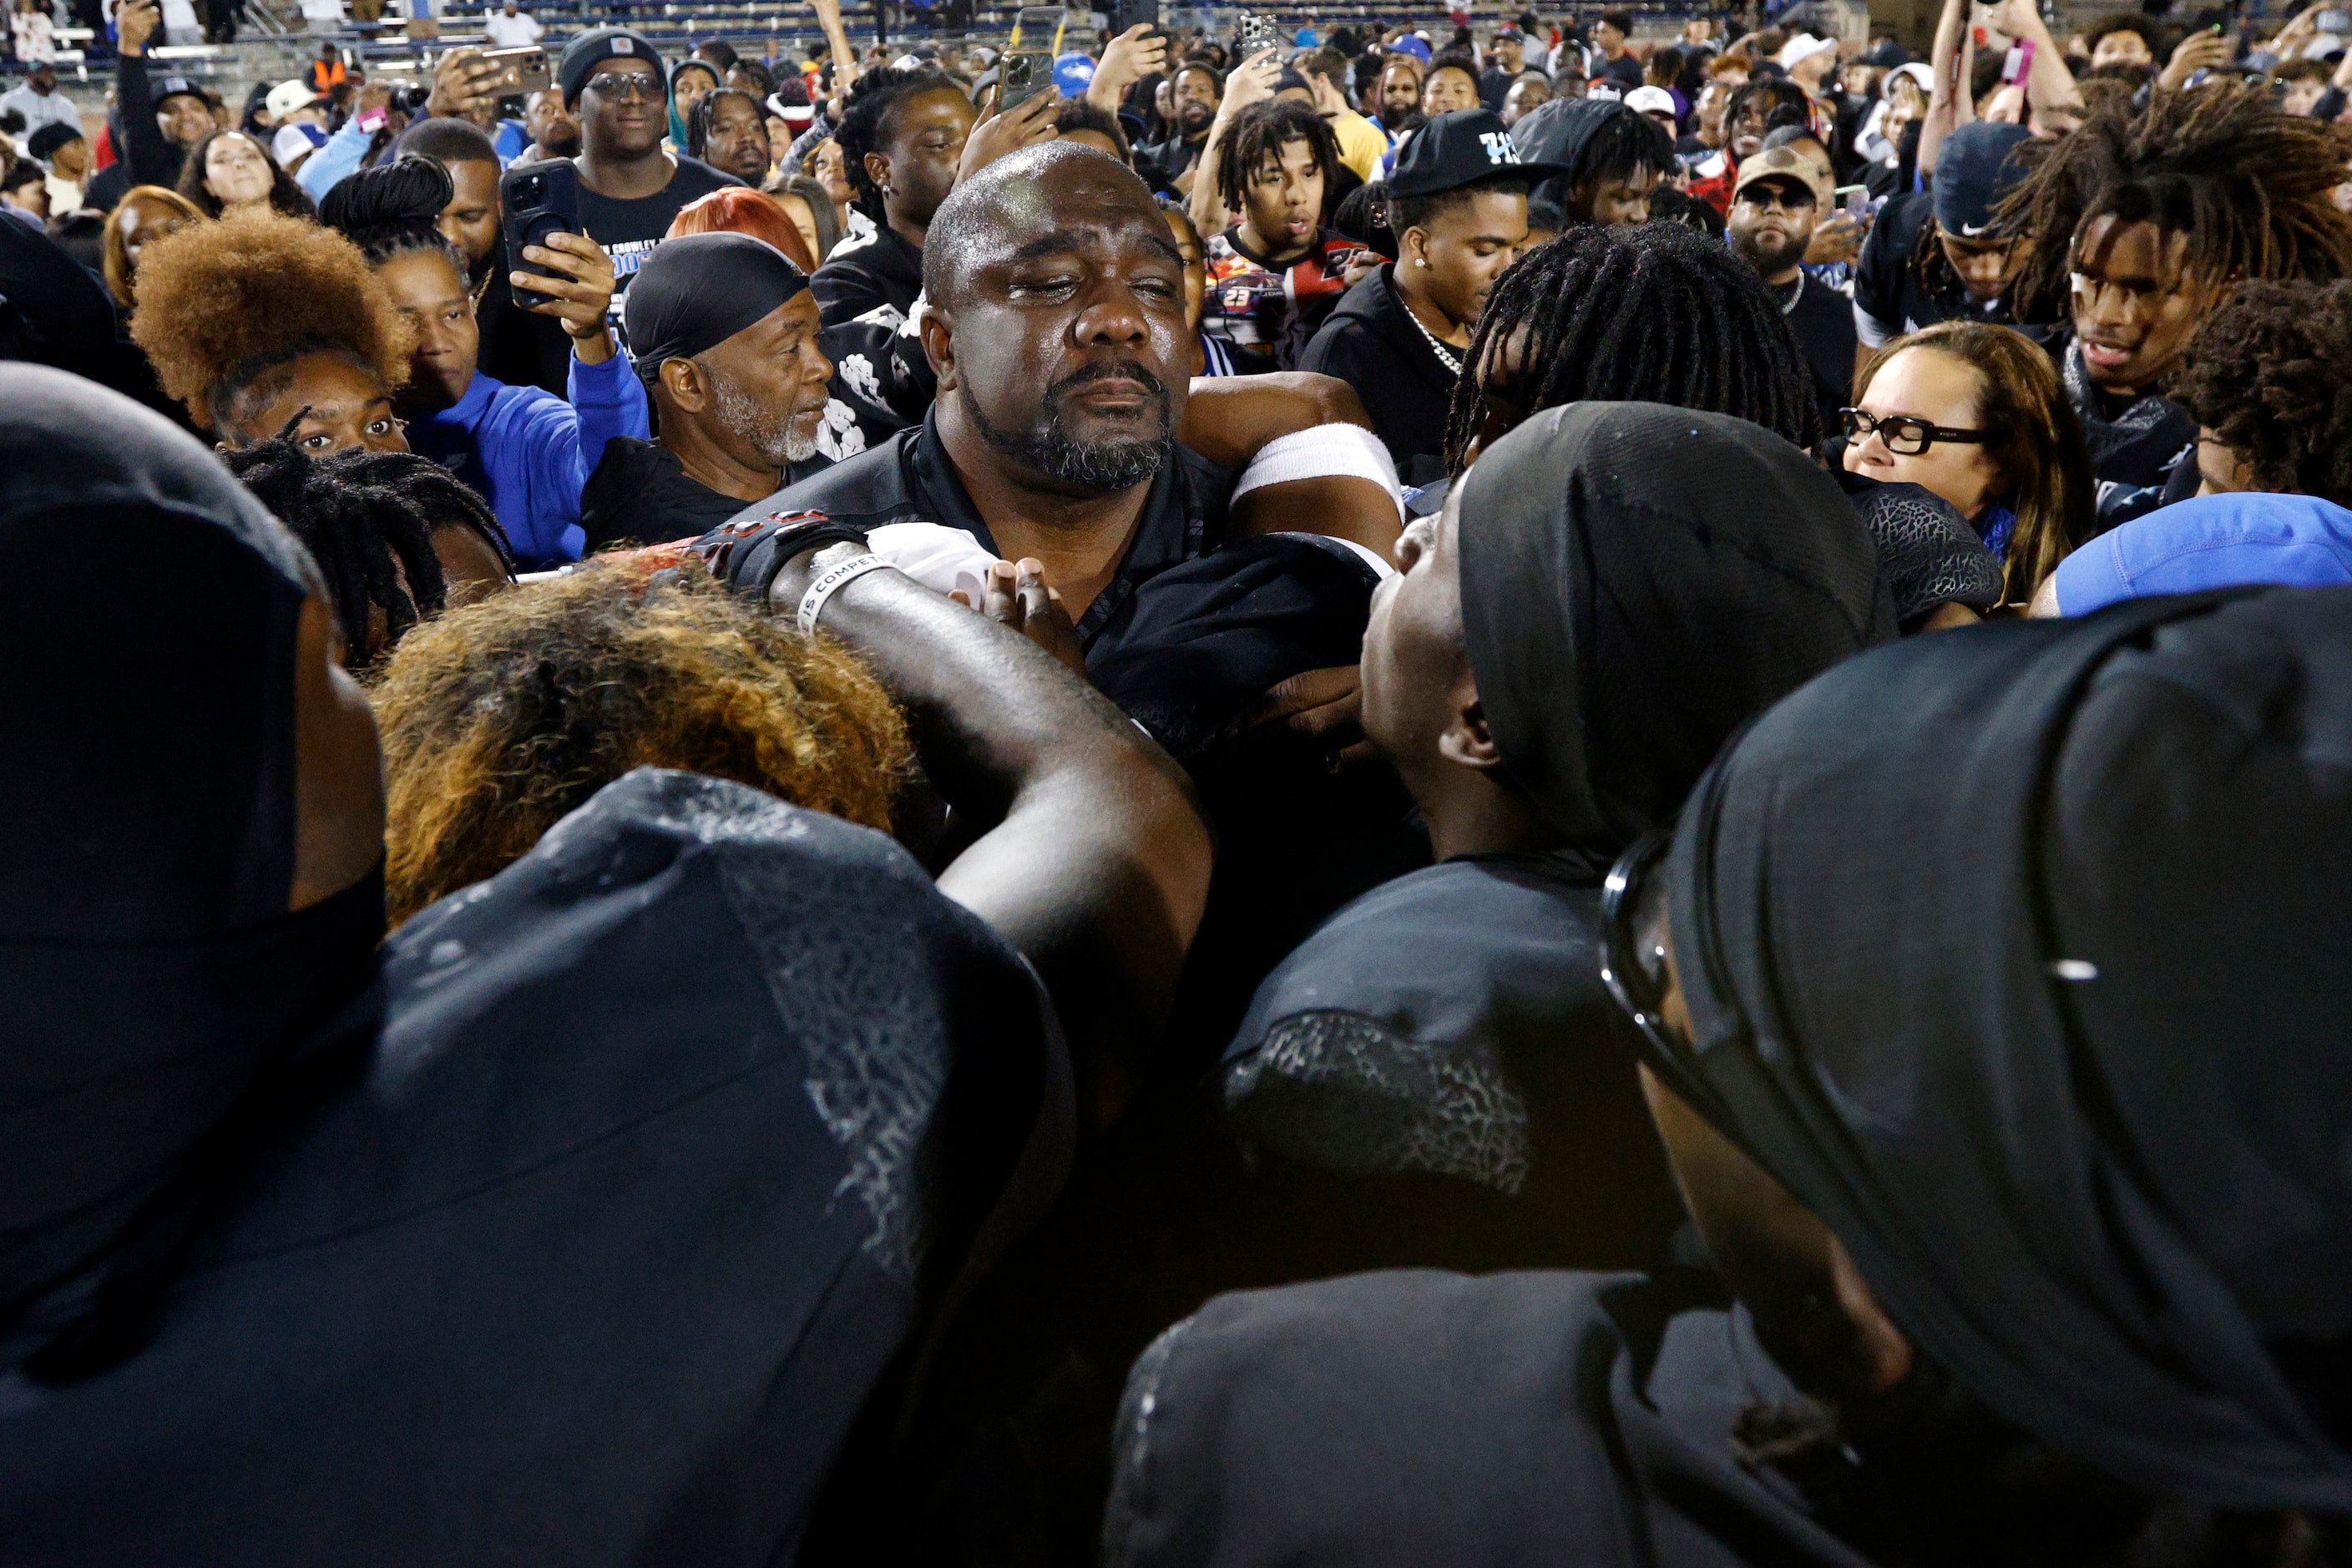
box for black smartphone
[1113,0,1160,38]
[500,159,579,310]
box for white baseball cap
[1626,85,1678,118]
[264,78,321,119]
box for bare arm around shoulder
[776,545,1214,1123]
[1179,372,1403,554]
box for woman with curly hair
[128,206,414,450]
[175,126,315,220]
[372,558,908,923]
[1993,80,2352,511]
[2167,279,2352,507]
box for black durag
[624,230,811,385]
[1456,401,1894,870]
[0,365,383,1376]
[1666,585,2352,1510]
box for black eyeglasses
[1839,407,1995,457]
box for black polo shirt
[810,220,926,327]
[747,406,1233,656]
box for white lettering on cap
[611,36,632,51]
[1481,130,1520,165]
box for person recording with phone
[321,157,649,569]
[81,0,211,212]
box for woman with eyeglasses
[1218,401,1892,1278]
[1842,319,2096,607]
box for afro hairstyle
[129,207,414,433]
[2171,278,2352,506]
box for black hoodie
[1297,264,1460,488]
[809,219,925,328]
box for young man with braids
[221,438,513,665]
[1440,218,1823,476]
[1191,94,1372,373]
[1999,80,2352,520]
[808,64,974,326]
[1509,95,1677,230]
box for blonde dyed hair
[372,559,910,925]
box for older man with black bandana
[579,232,837,548]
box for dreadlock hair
[318,155,467,276]
[175,128,317,221]
[1388,172,1530,241]
[372,557,909,926]
[1723,78,1812,146]
[835,65,962,211]
[685,85,763,162]
[2171,279,2352,506]
[1998,80,2352,324]
[1555,104,1676,219]
[1441,219,1821,475]
[1215,99,1343,229]
[129,207,414,432]
[1332,177,1396,256]
[222,438,511,665]
[1647,183,1726,238]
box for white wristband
[795,552,891,635]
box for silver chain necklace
[1402,291,1465,375]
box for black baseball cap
[1933,121,2032,240]
[1388,107,1568,200]
[559,28,663,107]
[154,74,205,110]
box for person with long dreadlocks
[320,157,648,569]
[1995,79,2352,524]
[220,437,514,665]
[1440,219,1823,475]
[1434,222,2006,627]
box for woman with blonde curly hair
[128,206,414,452]
[372,557,909,923]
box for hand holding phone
[500,159,580,311]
